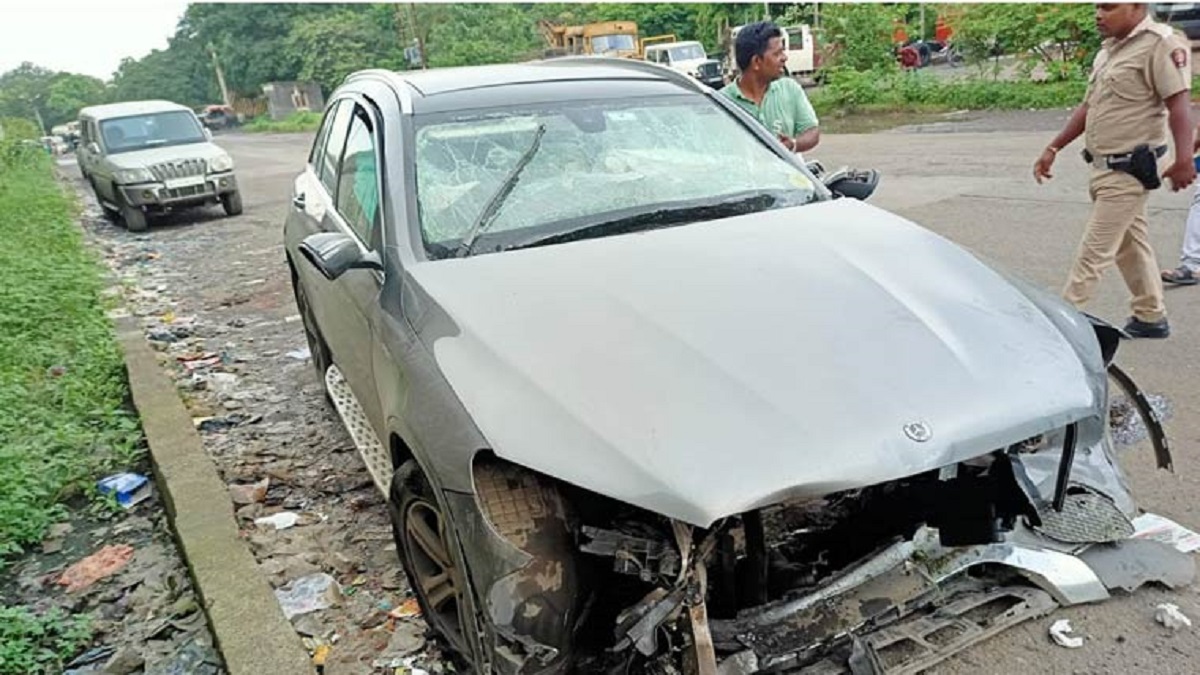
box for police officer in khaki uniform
[1034,3,1195,338]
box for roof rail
[541,56,710,94]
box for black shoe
[1123,316,1170,339]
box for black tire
[90,178,120,221]
[389,461,476,663]
[118,191,148,232]
[221,190,244,216]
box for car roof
[647,41,702,50]
[79,100,193,120]
[394,61,675,97]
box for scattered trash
[1155,603,1192,630]
[46,365,68,378]
[372,655,431,674]
[383,621,427,658]
[228,477,270,505]
[97,472,152,509]
[64,645,116,669]
[287,347,312,360]
[255,512,300,530]
[275,572,342,619]
[178,352,222,372]
[57,544,136,593]
[312,643,332,667]
[1132,512,1200,553]
[194,413,257,432]
[102,646,145,675]
[1048,618,1084,648]
[41,522,73,554]
[155,638,222,675]
[284,314,303,323]
[389,597,422,619]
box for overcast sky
[1,0,191,81]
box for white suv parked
[77,100,241,232]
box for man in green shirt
[721,21,820,154]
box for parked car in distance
[285,58,1183,675]
[77,100,242,232]
[642,40,725,87]
[198,104,240,131]
[1153,2,1200,39]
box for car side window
[319,102,353,196]
[308,101,340,170]
[334,105,380,247]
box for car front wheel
[389,461,476,662]
[117,191,148,232]
[221,190,243,216]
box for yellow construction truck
[538,20,642,59]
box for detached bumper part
[709,525,1194,672]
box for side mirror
[298,232,383,281]
[204,128,214,140]
[823,167,880,201]
[86,142,100,155]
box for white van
[642,41,725,88]
[728,24,819,83]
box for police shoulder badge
[1171,47,1188,69]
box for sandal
[1162,265,1199,286]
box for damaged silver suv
[284,59,1187,674]
[78,100,241,232]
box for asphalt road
[85,116,1200,673]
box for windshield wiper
[506,192,779,252]
[456,123,547,258]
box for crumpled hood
[411,199,1099,526]
[107,142,227,170]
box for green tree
[178,3,326,96]
[110,33,217,107]
[818,3,903,73]
[45,74,109,128]
[954,3,1098,80]
[285,9,402,92]
[0,63,56,133]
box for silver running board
[325,365,391,497]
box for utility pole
[397,3,428,70]
[207,43,232,107]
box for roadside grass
[0,142,142,565]
[243,110,322,133]
[0,605,92,674]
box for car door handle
[292,193,306,209]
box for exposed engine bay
[527,366,1191,675]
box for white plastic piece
[1049,619,1084,648]
[1155,603,1192,630]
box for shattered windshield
[100,112,207,154]
[414,95,820,259]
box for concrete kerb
[116,315,315,675]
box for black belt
[1081,144,1167,169]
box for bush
[0,117,41,142]
[243,110,323,133]
[810,68,1087,116]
